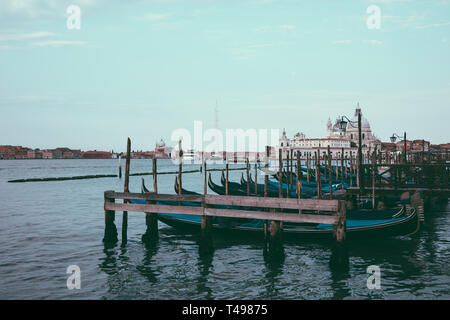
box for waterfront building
[277,106,381,159]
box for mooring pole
[290,149,293,189]
[103,191,118,244]
[307,153,310,184]
[278,149,283,198]
[341,148,344,190]
[225,162,229,196]
[315,152,320,199]
[254,163,258,195]
[122,137,131,243]
[403,132,407,164]
[297,151,302,214]
[328,146,333,200]
[153,158,158,193]
[330,200,348,270]
[178,139,182,195]
[264,146,269,248]
[118,156,122,179]
[203,159,207,196]
[200,159,212,254]
[264,146,269,198]
[286,152,290,198]
[246,157,250,196]
[358,110,363,196]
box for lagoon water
[0,159,449,299]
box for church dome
[348,107,370,130]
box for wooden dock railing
[103,191,347,247]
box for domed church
[327,105,381,150]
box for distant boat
[182,149,197,163]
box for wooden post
[246,157,250,196]
[264,146,269,197]
[103,191,118,244]
[225,162,229,196]
[278,149,283,198]
[328,146,332,200]
[201,159,212,254]
[358,111,363,196]
[349,155,353,188]
[403,132,407,164]
[330,200,348,270]
[152,158,157,193]
[270,150,283,256]
[341,148,344,190]
[118,156,122,179]
[178,139,182,195]
[264,146,269,247]
[315,152,320,199]
[290,149,294,189]
[335,154,339,181]
[286,152,290,198]
[254,163,258,196]
[204,159,207,196]
[296,151,302,202]
[122,137,131,243]
[372,147,377,209]
[307,153,310,184]
[334,201,347,244]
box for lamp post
[338,110,362,195]
[390,132,407,164]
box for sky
[0,0,449,152]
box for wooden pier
[102,137,448,266]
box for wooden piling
[118,156,122,179]
[203,159,207,196]
[254,163,258,196]
[246,157,250,196]
[333,201,347,244]
[307,153,310,184]
[122,137,131,242]
[290,149,294,189]
[278,149,283,198]
[225,162,229,196]
[315,152,320,199]
[152,158,158,193]
[264,146,269,198]
[103,191,118,244]
[341,148,344,190]
[372,147,377,209]
[178,139,183,196]
[328,146,332,200]
[286,152,290,198]
[297,151,302,204]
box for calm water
[0,159,449,300]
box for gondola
[208,172,251,196]
[140,178,412,224]
[240,173,316,198]
[139,181,419,240]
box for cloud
[416,21,450,29]
[0,31,55,41]
[253,25,296,33]
[332,40,352,45]
[142,13,171,21]
[362,39,383,45]
[31,40,88,47]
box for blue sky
[0,0,449,152]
